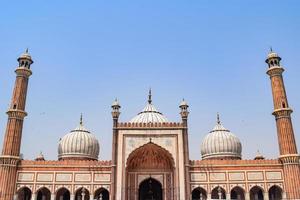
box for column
[245,192,250,200]
[263,192,269,200]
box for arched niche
[138,178,162,200]
[230,186,245,200]
[250,186,264,200]
[17,187,32,200]
[37,187,51,200]
[211,186,226,199]
[126,142,175,170]
[75,188,90,200]
[94,188,109,200]
[55,188,70,200]
[268,185,282,200]
[191,187,207,200]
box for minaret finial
[148,88,152,104]
[80,113,83,126]
[217,113,221,124]
[270,46,273,52]
[25,48,29,53]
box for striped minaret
[0,49,33,200]
[266,49,300,198]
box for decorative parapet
[6,109,27,119]
[266,66,284,77]
[272,108,293,118]
[190,159,282,167]
[117,122,183,129]
[18,159,112,168]
[15,67,32,77]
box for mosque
[0,49,299,200]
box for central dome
[130,90,168,123]
[201,115,242,160]
[58,115,99,160]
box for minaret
[179,99,190,199]
[0,49,33,200]
[266,49,300,198]
[111,98,120,200]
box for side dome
[201,115,242,160]
[130,89,168,123]
[58,116,99,160]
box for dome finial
[148,88,152,104]
[80,113,83,126]
[217,113,221,124]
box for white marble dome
[58,117,99,160]
[130,90,168,123]
[201,116,242,160]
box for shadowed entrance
[139,178,162,200]
[126,142,175,200]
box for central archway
[126,142,175,200]
[139,178,162,200]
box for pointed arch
[74,187,90,200]
[211,186,226,199]
[94,188,109,200]
[55,187,70,200]
[268,185,282,200]
[126,142,174,170]
[17,187,32,200]
[230,186,245,200]
[36,187,51,200]
[250,186,264,200]
[192,187,207,200]
[138,178,163,200]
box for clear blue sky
[0,1,300,160]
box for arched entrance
[268,185,282,200]
[17,187,32,200]
[250,186,264,200]
[55,188,70,200]
[191,187,207,200]
[126,142,175,200]
[139,178,162,200]
[75,188,90,200]
[230,186,245,200]
[37,187,51,200]
[211,186,226,199]
[94,188,109,200]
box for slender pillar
[0,49,33,200]
[263,192,269,200]
[179,99,190,200]
[266,50,300,198]
[111,99,121,200]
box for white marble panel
[94,173,111,182]
[210,172,226,181]
[247,172,263,181]
[229,172,244,181]
[266,171,282,180]
[75,173,91,182]
[56,173,72,182]
[37,173,53,182]
[190,173,207,181]
[18,173,34,181]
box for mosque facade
[0,50,299,200]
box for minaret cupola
[17,48,33,69]
[265,48,281,68]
